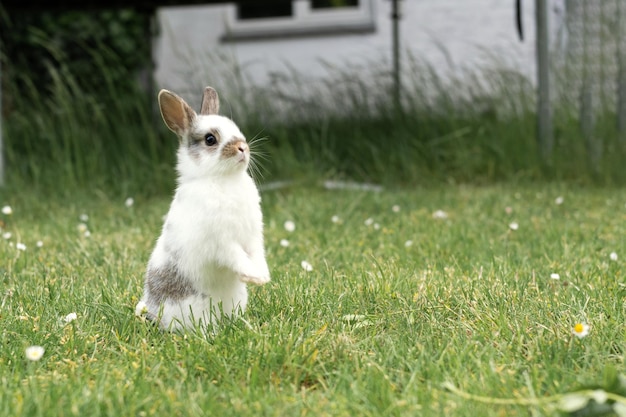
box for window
[237,1,293,20]
[223,0,375,42]
[311,0,359,9]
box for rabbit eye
[204,133,218,146]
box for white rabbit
[140,86,270,331]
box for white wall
[154,1,563,105]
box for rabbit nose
[221,139,249,161]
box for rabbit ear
[200,86,220,115]
[158,90,196,136]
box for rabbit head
[158,87,250,180]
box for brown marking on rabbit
[182,126,226,162]
[146,263,197,304]
[221,139,248,160]
[200,87,220,115]
[159,91,195,137]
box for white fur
[141,89,270,331]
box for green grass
[5,44,626,195]
[1,183,625,416]
[2,43,626,416]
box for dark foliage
[0,6,153,104]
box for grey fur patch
[145,263,197,304]
[186,129,221,162]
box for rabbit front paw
[240,273,271,285]
[232,248,270,285]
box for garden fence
[537,0,626,167]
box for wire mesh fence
[543,0,626,168]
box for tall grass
[4,55,176,197]
[229,54,532,180]
[3,45,626,198]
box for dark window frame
[236,1,293,20]
[311,0,359,10]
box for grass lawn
[1,182,625,416]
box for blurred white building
[154,0,564,100]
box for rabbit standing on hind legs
[139,86,270,331]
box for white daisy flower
[610,252,618,261]
[25,345,45,361]
[64,312,77,323]
[79,213,89,222]
[16,243,26,251]
[509,222,519,231]
[284,220,296,232]
[331,215,340,224]
[404,240,413,247]
[2,206,13,215]
[572,323,590,339]
[2,232,10,240]
[135,301,148,317]
[78,222,91,237]
[432,210,448,220]
[364,218,374,226]
[301,261,313,272]
[550,273,560,280]
[36,241,44,248]
[392,205,401,213]
[280,239,290,247]
[555,196,564,205]
[125,197,134,208]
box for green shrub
[0,7,152,94]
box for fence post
[391,0,401,110]
[618,0,626,141]
[536,0,553,164]
[0,52,4,186]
